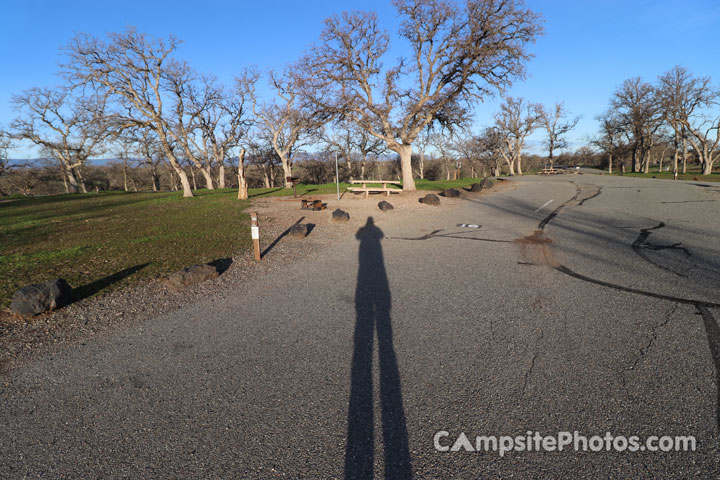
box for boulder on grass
[289,223,309,238]
[442,188,461,198]
[10,278,72,316]
[419,194,440,206]
[332,209,350,222]
[378,201,394,212]
[470,183,484,193]
[480,177,494,189]
[166,264,219,290]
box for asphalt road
[2,173,720,479]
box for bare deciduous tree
[657,66,720,176]
[429,132,457,180]
[63,28,207,197]
[452,131,489,178]
[493,97,541,175]
[476,127,506,177]
[318,121,355,179]
[610,77,663,173]
[9,86,110,193]
[413,128,432,179]
[131,129,165,191]
[190,76,254,197]
[353,127,387,181]
[250,69,329,188]
[246,139,281,188]
[539,102,579,167]
[302,0,542,190]
[0,129,13,179]
[593,110,623,174]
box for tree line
[0,0,546,198]
[595,66,720,176]
[5,2,712,199]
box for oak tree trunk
[681,137,687,174]
[394,144,415,191]
[73,166,88,193]
[150,164,159,192]
[123,158,129,192]
[200,167,215,189]
[237,149,248,200]
[218,161,226,189]
[280,155,293,188]
[702,160,714,175]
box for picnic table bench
[347,180,402,198]
[539,166,561,175]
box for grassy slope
[0,178,485,308]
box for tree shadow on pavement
[345,217,412,480]
[698,306,720,437]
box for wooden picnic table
[347,180,402,198]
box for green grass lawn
[0,189,251,309]
[0,178,489,309]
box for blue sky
[2,0,720,158]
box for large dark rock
[470,183,484,193]
[419,194,440,206]
[480,177,494,189]
[289,223,309,238]
[442,188,461,198]
[378,201,394,212]
[10,278,72,316]
[166,264,219,290]
[332,209,350,222]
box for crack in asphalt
[389,230,511,243]
[537,183,582,230]
[625,304,680,372]
[520,328,544,398]
[631,221,692,277]
[536,182,601,230]
[577,185,603,206]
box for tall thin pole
[335,151,340,200]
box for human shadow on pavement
[345,217,412,480]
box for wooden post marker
[250,212,261,261]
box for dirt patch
[514,230,558,267]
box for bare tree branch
[301,0,543,190]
